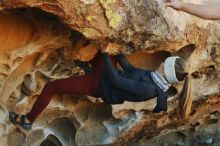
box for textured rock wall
[0,0,219,146]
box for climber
[9,43,191,130]
[164,0,220,20]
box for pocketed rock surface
[0,0,219,145]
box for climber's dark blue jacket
[99,53,169,113]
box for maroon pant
[27,52,117,122]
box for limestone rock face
[0,0,219,146]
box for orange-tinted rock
[0,1,219,146]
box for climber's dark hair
[174,57,192,120]
[175,58,188,81]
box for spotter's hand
[164,0,183,10]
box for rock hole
[46,117,77,146]
[40,134,63,146]
[210,47,217,58]
[25,7,60,21]
[205,65,217,79]
[13,57,23,65]
[21,74,36,96]
[0,73,7,81]
[0,64,10,73]
[191,71,203,79]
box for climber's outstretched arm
[115,55,136,73]
[164,0,220,20]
